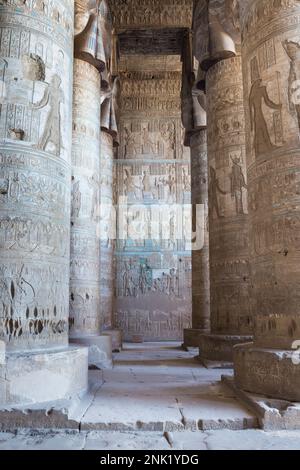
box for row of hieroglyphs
[0,169,69,214]
[110,0,193,28]
[119,118,189,160]
[114,309,192,340]
[0,262,68,344]
[116,162,191,202]
[116,255,191,299]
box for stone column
[0,0,88,406]
[183,128,210,348]
[99,129,122,352]
[69,1,112,370]
[194,1,253,364]
[234,0,300,401]
[200,56,253,364]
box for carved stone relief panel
[0,0,74,351]
[115,72,192,341]
[114,254,192,341]
[110,0,193,30]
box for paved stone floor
[1,343,300,450]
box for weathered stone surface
[233,0,300,400]
[99,131,115,331]
[0,346,88,407]
[114,71,192,341]
[71,335,112,370]
[234,344,300,403]
[0,0,74,353]
[102,329,123,352]
[200,53,253,361]
[223,375,300,431]
[70,59,101,340]
[199,334,252,363]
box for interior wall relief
[114,71,192,341]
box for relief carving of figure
[123,262,136,297]
[230,155,247,215]
[142,169,151,196]
[282,39,300,131]
[33,74,64,156]
[249,77,282,157]
[142,127,157,154]
[209,167,227,218]
[71,179,82,218]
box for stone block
[199,334,253,362]
[234,343,300,403]
[71,335,113,370]
[0,346,88,407]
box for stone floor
[80,342,257,431]
[1,343,300,450]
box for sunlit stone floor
[1,343,300,450]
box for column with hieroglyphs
[0,0,88,406]
[233,0,300,401]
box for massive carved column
[0,0,88,406]
[183,126,211,348]
[69,0,112,369]
[100,77,123,352]
[234,0,300,401]
[181,40,211,348]
[195,1,253,363]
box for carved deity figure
[123,263,136,297]
[249,78,282,157]
[33,74,64,156]
[142,170,151,194]
[142,127,157,154]
[71,180,81,218]
[209,166,226,219]
[169,268,179,296]
[230,155,247,215]
[282,40,300,131]
[139,265,149,295]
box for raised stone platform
[199,334,253,363]
[234,343,300,402]
[0,343,258,432]
[71,335,113,370]
[0,346,88,407]
[222,375,300,431]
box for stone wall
[114,71,192,342]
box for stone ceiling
[110,0,193,62]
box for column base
[102,329,123,353]
[182,328,209,349]
[234,343,300,402]
[199,334,253,363]
[222,375,300,430]
[0,345,88,407]
[70,335,113,370]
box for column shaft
[70,59,101,338]
[200,56,253,362]
[0,0,88,406]
[183,129,210,347]
[234,0,300,401]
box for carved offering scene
[3,0,300,449]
